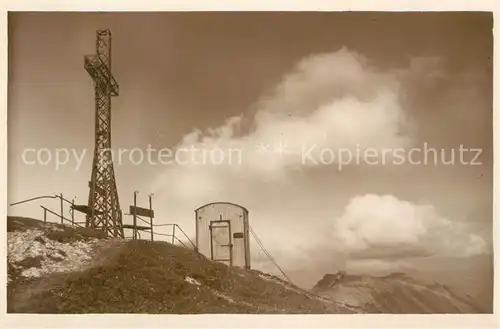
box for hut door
[209,220,232,266]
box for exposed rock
[7,228,102,281]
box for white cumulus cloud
[331,194,486,259]
[152,47,414,200]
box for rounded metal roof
[194,201,249,213]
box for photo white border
[1,1,499,328]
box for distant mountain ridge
[312,271,484,313]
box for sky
[7,12,494,297]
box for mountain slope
[7,216,358,314]
[312,271,484,314]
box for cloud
[331,194,486,259]
[152,48,415,200]
[345,259,414,274]
[149,48,486,274]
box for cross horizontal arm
[84,54,119,96]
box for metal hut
[195,202,250,269]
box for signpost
[129,191,154,240]
[129,205,154,218]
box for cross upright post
[84,29,124,238]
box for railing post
[172,225,176,245]
[149,194,153,241]
[133,191,138,240]
[71,198,75,226]
[60,193,64,224]
[43,208,47,225]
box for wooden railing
[123,213,196,249]
[10,193,196,249]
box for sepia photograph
[4,7,496,322]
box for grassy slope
[7,217,358,314]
